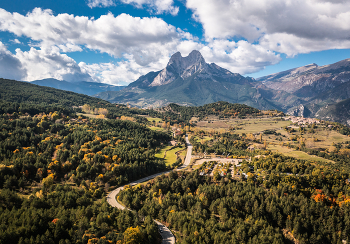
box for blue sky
[0,0,350,85]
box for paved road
[106,135,193,244]
[177,134,192,170]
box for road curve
[106,135,193,244]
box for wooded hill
[0,79,175,244]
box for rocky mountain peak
[150,50,208,86]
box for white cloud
[179,39,281,75]
[87,0,115,8]
[14,46,92,82]
[58,43,83,53]
[0,7,281,84]
[78,39,281,85]
[86,0,179,15]
[186,0,350,54]
[10,39,21,44]
[79,46,176,85]
[0,8,179,64]
[0,42,26,80]
[260,33,350,57]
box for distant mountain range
[30,78,125,96]
[95,50,297,110]
[95,51,350,125]
[257,59,350,125]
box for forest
[119,154,350,243]
[157,101,262,125]
[0,80,176,243]
[2,79,350,244]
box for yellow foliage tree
[123,226,143,244]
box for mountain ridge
[31,78,125,96]
[95,50,287,110]
[94,50,350,125]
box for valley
[0,79,350,244]
[2,1,350,244]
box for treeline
[158,101,261,125]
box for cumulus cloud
[0,8,179,65]
[79,47,176,85]
[0,42,26,80]
[202,40,281,74]
[87,0,179,15]
[176,39,281,74]
[14,46,92,82]
[186,0,350,54]
[87,0,115,8]
[10,39,21,44]
[0,7,281,84]
[121,0,179,15]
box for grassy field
[192,116,349,163]
[155,145,186,166]
[298,130,349,149]
[194,136,213,143]
[164,147,185,166]
[268,144,334,163]
[155,146,173,158]
[149,126,166,132]
[230,118,292,134]
[145,116,163,123]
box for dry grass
[268,144,334,163]
[230,118,292,134]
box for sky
[1,0,350,86]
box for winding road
[106,134,193,244]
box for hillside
[31,78,125,96]
[256,59,350,125]
[0,78,105,106]
[0,78,161,122]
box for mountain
[257,59,350,125]
[31,78,125,96]
[96,50,298,110]
[257,59,350,100]
[95,50,350,125]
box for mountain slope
[31,78,125,96]
[256,59,350,125]
[0,78,105,106]
[96,50,297,110]
[257,59,350,100]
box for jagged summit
[150,50,208,86]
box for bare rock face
[257,60,350,98]
[150,50,209,86]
